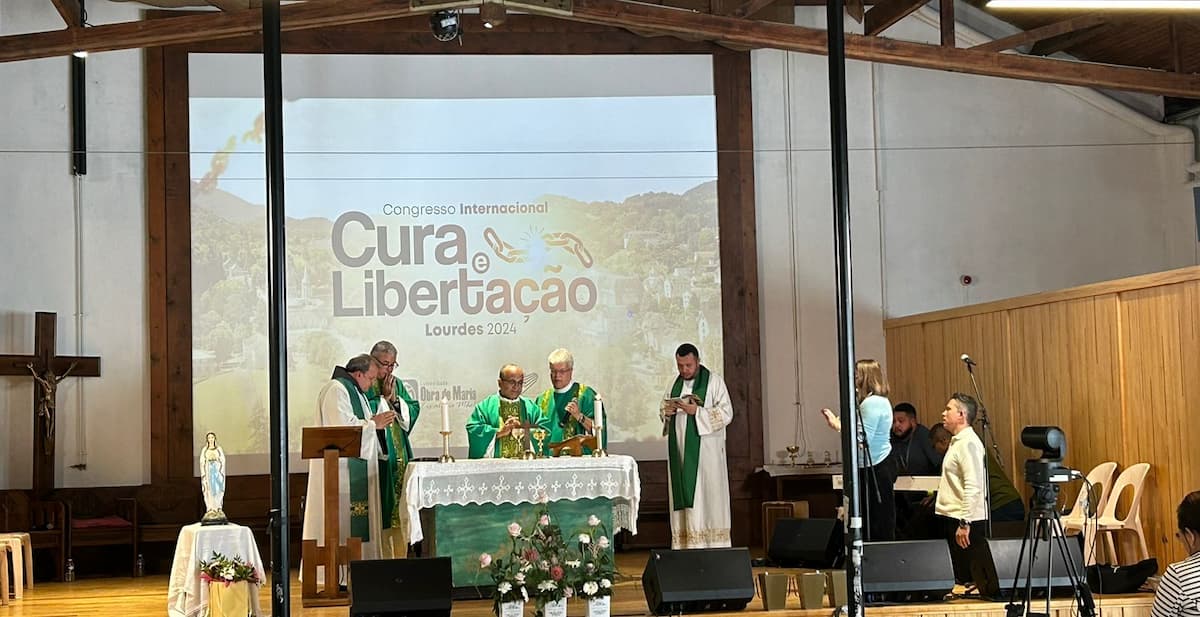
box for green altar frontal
[427,497,615,589]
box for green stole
[536,383,587,441]
[668,366,709,511]
[336,378,372,541]
[364,381,405,531]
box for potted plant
[574,514,614,617]
[197,551,261,617]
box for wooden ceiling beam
[3,0,1200,98]
[863,0,927,36]
[970,15,1106,54]
[847,0,865,24]
[0,0,444,63]
[563,0,1200,97]
[727,0,779,19]
[1029,22,1110,56]
[938,0,953,47]
[49,0,83,27]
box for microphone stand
[964,360,998,538]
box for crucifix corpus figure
[27,361,77,455]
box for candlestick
[438,430,455,463]
[440,398,450,433]
[592,396,607,458]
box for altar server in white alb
[661,343,734,549]
[302,353,398,578]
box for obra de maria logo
[330,211,598,317]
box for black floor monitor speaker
[863,540,956,603]
[768,518,844,568]
[642,547,755,615]
[349,556,452,617]
[989,535,1086,597]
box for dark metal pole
[826,0,862,615]
[263,1,291,614]
[70,53,86,176]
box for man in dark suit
[889,402,944,539]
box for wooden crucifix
[0,312,101,496]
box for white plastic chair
[0,533,32,598]
[1096,462,1152,565]
[1061,462,1117,565]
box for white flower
[565,560,581,568]
[521,586,529,602]
[599,579,611,588]
[564,586,574,599]
[597,535,610,549]
[582,581,599,596]
[508,522,522,537]
[515,572,526,584]
[498,582,513,595]
[220,566,236,581]
[578,534,591,544]
[587,515,601,527]
[540,560,550,571]
[537,580,557,591]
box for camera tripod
[1004,484,1095,617]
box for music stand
[300,426,363,607]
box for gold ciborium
[785,445,800,466]
[532,428,549,458]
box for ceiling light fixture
[481,1,507,28]
[430,9,462,42]
[987,0,1200,8]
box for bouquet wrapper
[207,580,251,617]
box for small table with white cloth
[167,523,265,617]
[403,455,641,593]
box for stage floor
[3,551,1155,616]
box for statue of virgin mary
[200,431,227,524]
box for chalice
[785,445,800,466]
[532,428,549,458]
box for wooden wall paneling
[884,322,928,412]
[1119,282,1200,567]
[146,46,169,486]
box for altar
[403,455,641,591]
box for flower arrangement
[197,551,260,586]
[573,514,614,599]
[480,502,576,616]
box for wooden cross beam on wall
[0,312,101,497]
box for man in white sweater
[936,393,1000,598]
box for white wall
[0,1,148,489]
[754,7,1200,466]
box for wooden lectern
[300,426,364,607]
[548,434,598,457]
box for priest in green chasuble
[661,343,733,549]
[536,348,606,455]
[365,340,421,558]
[467,363,550,459]
[302,354,398,582]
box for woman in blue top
[822,359,897,541]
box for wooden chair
[1061,461,1117,565]
[28,501,67,581]
[70,497,139,577]
[1096,463,1152,565]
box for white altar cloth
[167,523,265,617]
[403,455,642,543]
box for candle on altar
[595,397,604,433]
[440,398,450,433]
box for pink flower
[523,548,539,562]
[508,522,522,537]
[551,565,564,581]
[564,586,574,599]
[539,514,551,526]
[480,553,493,568]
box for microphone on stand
[961,353,976,369]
